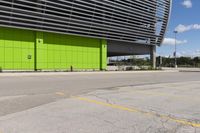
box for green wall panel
[100,39,107,70]
[0,27,107,71]
[36,32,105,70]
[0,27,35,70]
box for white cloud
[162,38,187,45]
[175,50,200,57]
[195,49,200,53]
[182,0,192,8]
[175,24,200,33]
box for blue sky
[158,0,200,57]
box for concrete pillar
[150,45,156,69]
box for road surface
[0,71,200,133]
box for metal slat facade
[0,0,171,46]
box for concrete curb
[0,70,178,77]
[179,70,200,72]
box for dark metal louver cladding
[0,0,172,46]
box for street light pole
[174,30,178,68]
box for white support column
[150,45,156,69]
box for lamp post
[174,30,178,68]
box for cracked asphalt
[0,71,200,133]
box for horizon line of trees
[109,56,200,68]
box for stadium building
[0,0,172,71]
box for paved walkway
[0,71,200,132]
[0,80,200,133]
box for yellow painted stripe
[55,92,65,96]
[74,96,200,128]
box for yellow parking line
[55,92,65,96]
[74,96,200,128]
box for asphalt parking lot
[0,71,200,133]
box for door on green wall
[0,27,35,70]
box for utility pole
[174,30,178,68]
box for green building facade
[0,1,172,71]
[0,27,107,71]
